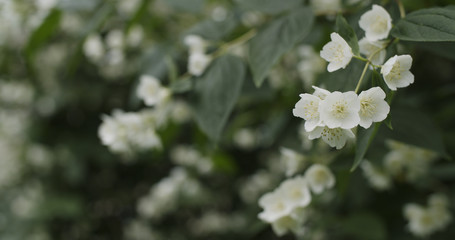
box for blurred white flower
[312,86,331,100]
[126,25,144,48]
[320,32,353,72]
[358,87,390,128]
[381,55,414,91]
[124,220,161,240]
[319,91,360,129]
[358,37,387,65]
[136,75,170,107]
[360,161,391,190]
[280,148,306,177]
[297,46,326,88]
[117,0,141,16]
[188,52,212,76]
[304,164,335,194]
[258,189,293,223]
[293,93,323,132]
[308,126,355,149]
[310,0,342,15]
[403,194,452,237]
[169,100,192,123]
[271,216,304,237]
[359,4,392,41]
[233,128,257,150]
[211,6,228,22]
[83,34,105,63]
[241,11,265,27]
[184,34,207,54]
[170,145,213,174]
[240,170,276,203]
[280,176,312,208]
[106,29,124,49]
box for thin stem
[395,0,406,18]
[353,55,368,62]
[355,62,370,93]
[212,29,257,58]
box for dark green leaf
[234,0,302,15]
[351,123,380,171]
[317,59,366,92]
[192,55,246,141]
[170,76,193,93]
[249,7,314,87]
[336,15,359,56]
[391,7,455,42]
[384,106,449,158]
[58,0,100,11]
[186,15,239,40]
[341,212,387,240]
[25,9,62,58]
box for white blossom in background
[0,81,34,105]
[106,29,125,49]
[308,126,355,149]
[136,75,170,107]
[98,110,162,155]
[241,11,265,27]
[381,55,414,91]
[126,25,144,48]
[359,4,392,41]
[190,211,247,236]
[297,46,326,88]
[280,148,306,177]
[170,145,213,174]
[320,33,353,72]
[403,194,451,237]
[11,182,44,218]
[239,170,276,203]
[211,6,228,22]
[35,0,57,11]
[383,140,437,181]
[188,52,212,76]
[184,34,208,54]
[169,100,192,123]
[304,164,335,194]
[293,93,323,132]
[319,91,360,129]
[358,87,390,128]
[360,161,392,190]
[83,34,105,63]
[258,175,312,236]
[116,0,141,16]
[310,0,342,15]
[358,37,387,65]
[123,220,162,240]
[233,128,257,150]
[0,140,23,189]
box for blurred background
[1,0,455,239]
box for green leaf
[234,0,302,15]
[317,59,366,92]
[336,15,359,56]
[341,212,387,240]
[170,76,193,93]
[166,0,205,13]
[249,7,314,87]
[384,106,449,158]
[192,55,246,141]
[25,9,62,58]
[391,7,455,42]
[58,0,100,11]
[351,123,380,171]
[186,15,239,40]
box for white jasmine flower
[184,34,208,54]
[188,52,212,76]
[304,164,335,194]
[312,86,331,100]
[381,55,414,91]
[359,5,392,41]
[429,194,450,210]
[358,37,387,65]
[280,148,306,177]
[361,161,391,190]
[126,25,144,47]
[358,87,390,128]
[258,190,293,223]
[308,126,355,149]
[280,176,312,209]
[233,128,257,150]
[136,75,170,107]
[297,46,326,87]
[83,34,105,62]
[319,91,360,129]
[211,6,228,22]
[271,216,303,237]
[106,29,124,49]
[320,32,353,72]
[293,94,323,132]
[310,0,342,15]
[403,200,452,238]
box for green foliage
[192,55,246,141]
[248,7,314,87]
[336,14,360,56]
[351,123,380,171]
[234,0,303,15]
[186,15,239,40]
[392,6,455,42]
[340,212,387,240]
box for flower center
[304,100,319,120]
[388,62,402,81]
[331,100,348,119]
[360,97,376,117]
